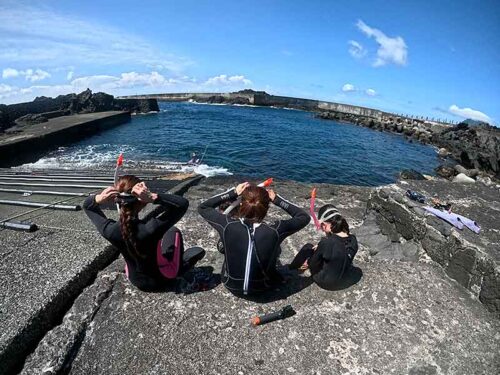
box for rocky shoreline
[316,110,500,179]
[1,172,497,374]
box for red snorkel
[310,187,321,230]
[259,178,273,188]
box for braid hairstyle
[116,175,143,259]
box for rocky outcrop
[201,95,251,105]
[434,123,500,177]
[317,110,500,178]
[0,104,12,131]
[0,89,159,132]
[368,179,500,316]
[18,175,500,375]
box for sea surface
[20,102,441,186]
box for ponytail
[116,175,143,258]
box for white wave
[188,101,259,108]
[16,145,232,177]
[16,145,136,170]
[182,163,232,177]
[131,111,159,116]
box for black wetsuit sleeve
[142,193,189,237]
[83,195,120,242]
[307,239,328,275]
[271,195,310,241]
[197,188,237,236]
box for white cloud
[0,3,190,72]
[365,88,376,96]
[2,68,19,79]
[2,67,51,82]
[67,71,74,81]
[0,71,254,104]
[205,75,252,86]
[348,40,366,59]
[24,69,51,82]
[0,83,15,94]
[342,83,356,92]
[355,20,408,67]
[448,104,492,124]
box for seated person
[83,175,204,292]
[198,182,310,296]
[289,204,358,290]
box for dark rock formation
[435,165,456,179]
[399,169,426,180]
[368,178,500,316]
[434,124,500,177]
[14,113,48,125]
[202,95,251,105]
[317,110,500,177]
[0,89,159,133]
[114,98,159,113]
[0,104,12,131]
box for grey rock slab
[67,261,499,375]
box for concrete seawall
[117,91,387,119]
[0,111,131,168]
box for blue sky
[0,0,499,124]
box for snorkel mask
[115,192,139,207]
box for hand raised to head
[267,189,276,202]
[236,182,250,196]
[132,182,157,203]
[95,186,118,204]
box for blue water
[23,102,440,186]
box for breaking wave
[16,145,232,177]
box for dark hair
[116,175,143,258]
[239,184,270,223]
[318,204,350,235]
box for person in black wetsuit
[83,175,205,292]
[289,204,358,290]
[198,182,310,296]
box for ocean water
[20,102,440,186]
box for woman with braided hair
[288,204,359,290]
[83,175,205,291]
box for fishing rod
[198,144,209,164]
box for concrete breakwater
[0,111,131,168]
[119,89,387,119]
[1,172,498,374]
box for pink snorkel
[310,188,321,230]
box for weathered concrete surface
[0,170,198,374]
[22,176,500,374]
[368,178,500,316]
[0,111,131,168]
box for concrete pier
[0,169,201,374]
[0,111,131,168]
